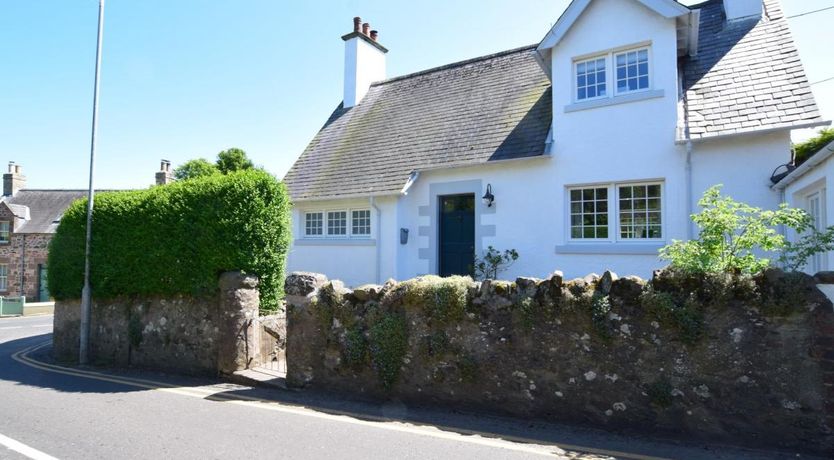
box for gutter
[676,120,832,145]
[370,196,382,284]
[771,140,834,191]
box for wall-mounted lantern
[482,184,495,207]
[400,228,409,245]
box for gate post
[216,271,261,374]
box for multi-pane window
[576,57,607,101]
[327,211,347,236]
[568,182,663,241]
[618,184,663,239]
[570,188,609,239]
[0,264,7,291]
[615,48,649,94]
[351,210,371,236]
[305,212,323,236]
[0,221,9,243]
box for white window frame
[574,55,608,102]
[0,264,7,292]
[326,210,348,237]
[301,208,373,240]
[566,180,665,243]
[568,186,610,241]
[613,47,651,96]
[303,211,324,238]
[572,44,653,104]
[350,209,372,238]
[0,221,9,244]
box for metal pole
[80,0,105,365]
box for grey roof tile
[3,190,88,234]
[683,0,825,139]
[283,46,551,201]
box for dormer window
[575,57,607,101]
[615,48,649,94]
[569,44,656,109]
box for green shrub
[660,185,808,274]
[48,169,291,311]
[794,128,834,166]
[369,313,409,389]
[400,276,471,324]
[343,328,368,368]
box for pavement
[0,315,826,460]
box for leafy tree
[794,128,834,166]
[660,186,808,274]
[780,225,834,272]
[472,246,519,280]
[173,158,220,181]
[216,147,254,174]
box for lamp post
[80,0,105,365]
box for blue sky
[2,0,833,189]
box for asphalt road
[0,315,823,460]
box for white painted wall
[723,0,762,22]
[343,36,386,108]
[782,153,834,273]
[287,0,793,286]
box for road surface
[0,315,821,459]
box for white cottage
[773,138,834,274]
[283,0,829,286]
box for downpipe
[370,197,382,284]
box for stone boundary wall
[53,271,284,375]
[285,269,834,454]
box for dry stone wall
[53,271,281,375]
[285,269,834,454]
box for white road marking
[0,433,59,460]
[0,327,23,330]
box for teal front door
[38,265,49,302]
[439,194,475,277]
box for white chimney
[723,0,762,22]
[342,17,387,109]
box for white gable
[534,0,697,78]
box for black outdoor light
[482,183,495,207]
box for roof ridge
[371,44,538,86]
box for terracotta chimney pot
[362,23,370,36]
[353,17,362,33]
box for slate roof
[682,0,825,140]
[2,190,87,234]
[283,45,552,201]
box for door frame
[416,180,497,276]
[438,193,476,277]
[805,189,828,273]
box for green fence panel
[0,296,25,316]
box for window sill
[555,242,664,255]
[564,89,664,113]
[295,238,376,247]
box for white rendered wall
[783,154,834,273]
[343,37,386,108]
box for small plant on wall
[471,246,519,280]
[659,185,809,274]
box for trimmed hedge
[48,169,291,310]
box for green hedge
[48,169,291,310]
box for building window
[0,264,7,291]
[327,211,347,236]
[304,212,323,237]
[351,210,371,236]
[618,184,663,239]
[570,187,609,239]
[0,221,8,244]
[568,181,663,241]
[575,57,607,101]
[615,48,649,94]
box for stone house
[0,160,174,301]
[283,0,829,286]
